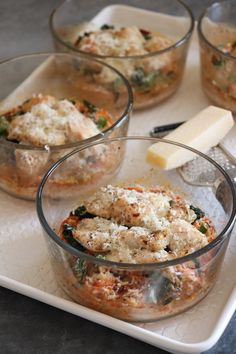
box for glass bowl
[0,53,132,200]
[36,137,236,322]
[198,0,236,113]
[49,0,194,109]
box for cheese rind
[147,105,234,169]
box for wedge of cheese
[147,105,234,170]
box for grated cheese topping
[7,96,100,146]
[75,25,173,57]
[84,185,171,231]
[70,185,214,263]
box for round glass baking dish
[50,0,194,109]
[0,53,132,200]
[198,0,236,113]
[36,137,236,322]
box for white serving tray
[0,7,236,354]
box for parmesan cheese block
[147,105,234,170]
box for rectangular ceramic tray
[0,7,236,354]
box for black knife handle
[150,122,184,138]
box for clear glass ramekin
[0,53,132,200]
[36,137,236,322]
[198,0,236,113]
[49,0,194,109]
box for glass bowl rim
[49,0,195,60]
[0,52,133,151]
[36,136,236,270]
[197,0,236,61]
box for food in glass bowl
[61,24,179,105]
[57,184,216,316]
[50,2,194,109]
[0,53,132,200]
[198,0,236,113]
[37,137,236,322]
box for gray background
[0,1,236,353]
